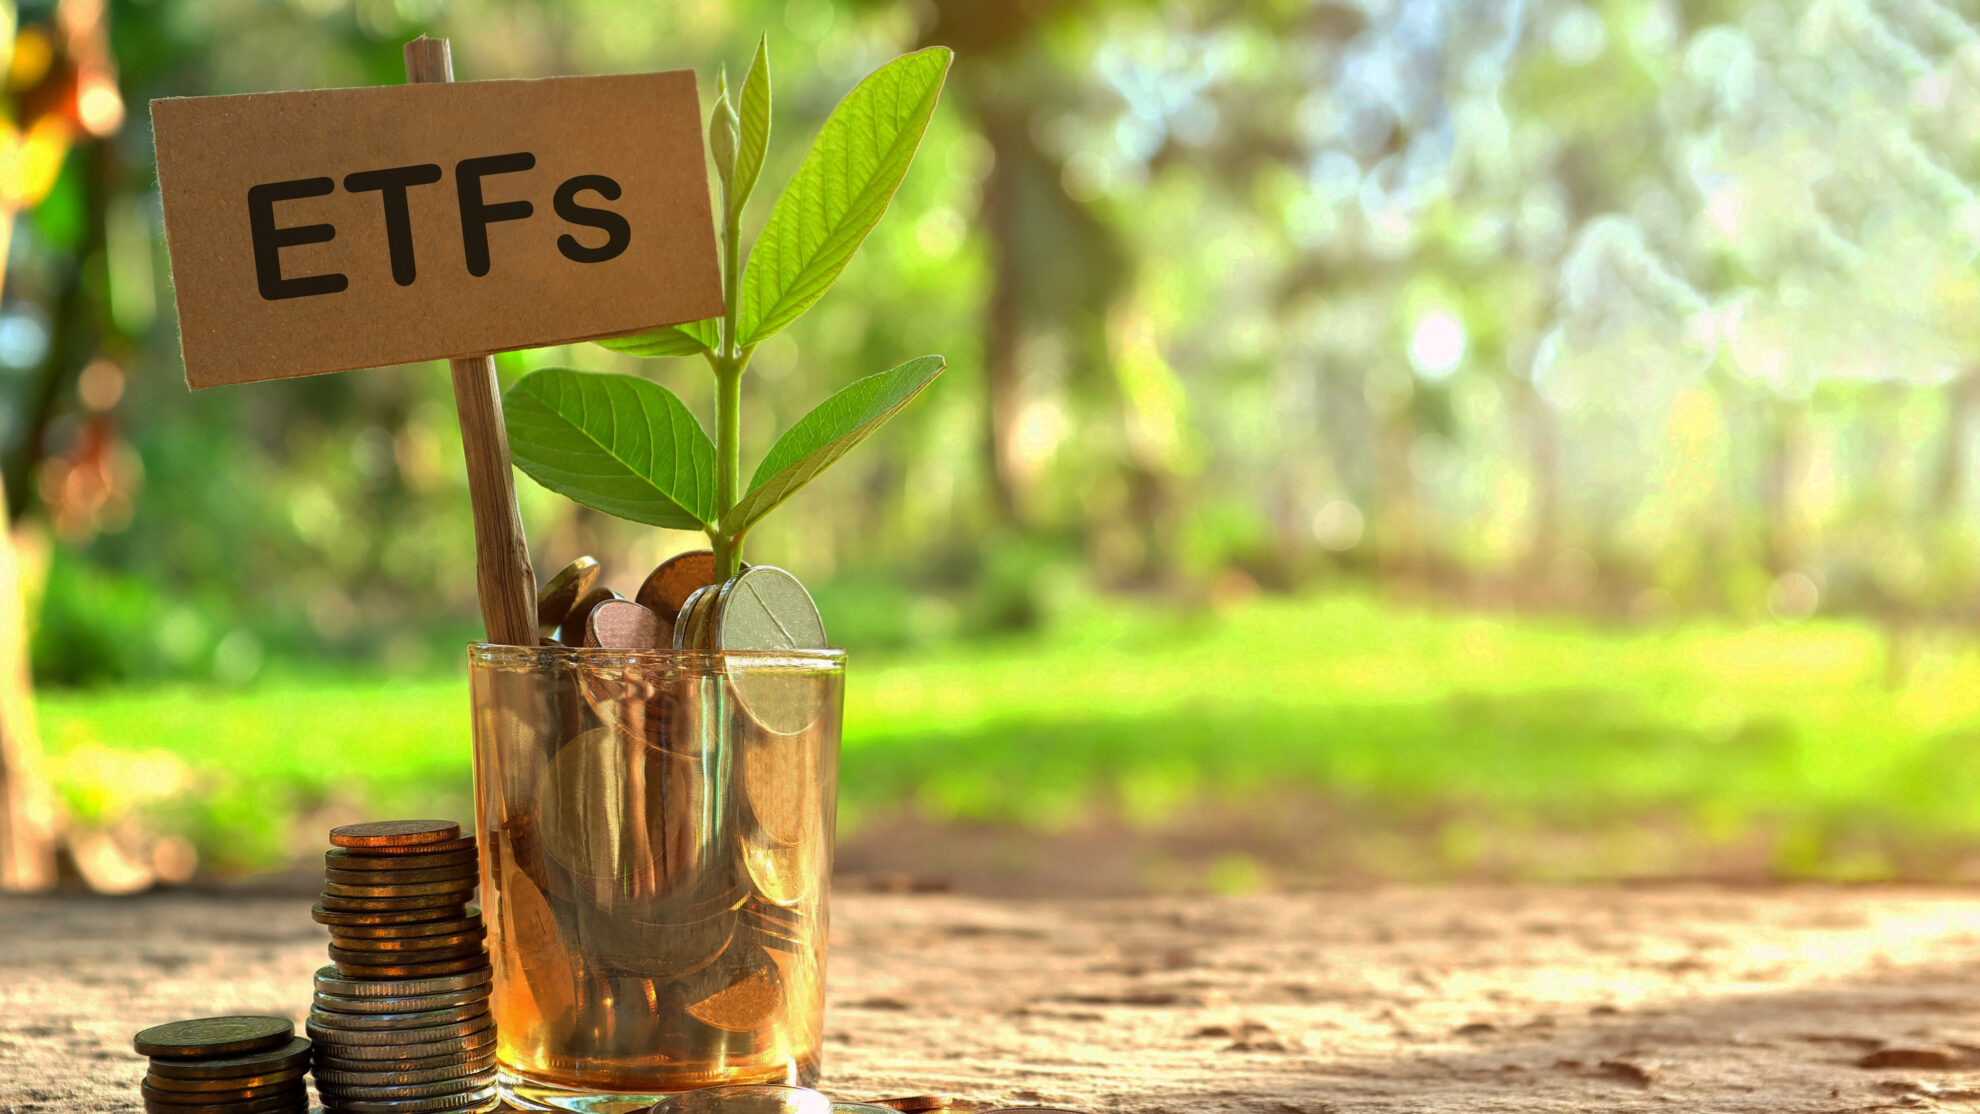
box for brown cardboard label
[152,71,723,388]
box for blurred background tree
[11,0,1980,889]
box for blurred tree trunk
[0,206,58,890]
[1761,397,1811,576]
[1515,376,1561,600]
[1931,366,1978,516]
[979,110,1025,526]
[0,467,57,891]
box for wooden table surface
[6,885,1980,1113]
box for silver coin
[738,716,820,845]
[306,1015,490,1047]
[312,1059,501,1088]
[654,1085,832,1114]
[305,1001,488,1032]
[715,566,828,735]
[672,584,719,651]
[312,1068,497,1101]
[308,1027,495,1061]
[314,965,491,998]
[311,986,490,1016]
[313,1047,496,1075]
[315,1084,499,1114]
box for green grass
[35,593,1980,880]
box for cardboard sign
[152,72,723,388]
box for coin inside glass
[739,718,819,846]
[635,550,719,623]
[537,556,601,639]
[560,585,622,647]
[587,598,664,650]
[534,726,709,902]
[716,566,828,735]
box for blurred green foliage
[13,0,1979,692]
[37,592,1980,882]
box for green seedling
[503,41,953,579]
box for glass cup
[468,643,845,1114]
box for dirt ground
[8,884,1980,1113]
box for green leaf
[736,46,952,347]
[505,369,719,530]
[730,37,771,220]
[721,354,945,536]
[709,82,738,194]
[594,317,719,358]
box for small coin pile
[307,820,497,1114]
[134,1016,311,1114]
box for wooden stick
[404,36,537,647]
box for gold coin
[494,864,579,1029]
[132,1016,294,1060]
[324,865,477,888]
[536,556,601,639]
[139,1080,304,1105]
[866,1098,957,1113]
[322,878,476,899]
[326,848,478,873]
[312,902,479,927]
[328,942,485,967]
[142,1065,309,1092]
[681,947,786,1032]
[347,834,477,856]
[326,914,482,939]
[142,1037,312,1081]
[143,1095,305,1114]
[328,928,484,952]
[330,821,461,849]
[332,954,488,980]
[318,894,472,914]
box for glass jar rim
[468,641,846,671]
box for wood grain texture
[404,37,536,647]
[12,886,1980,1113]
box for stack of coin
[134,1016,310,1114]
[308,820,498,1114]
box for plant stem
[711,170,747,579]
[713,357,742,578]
